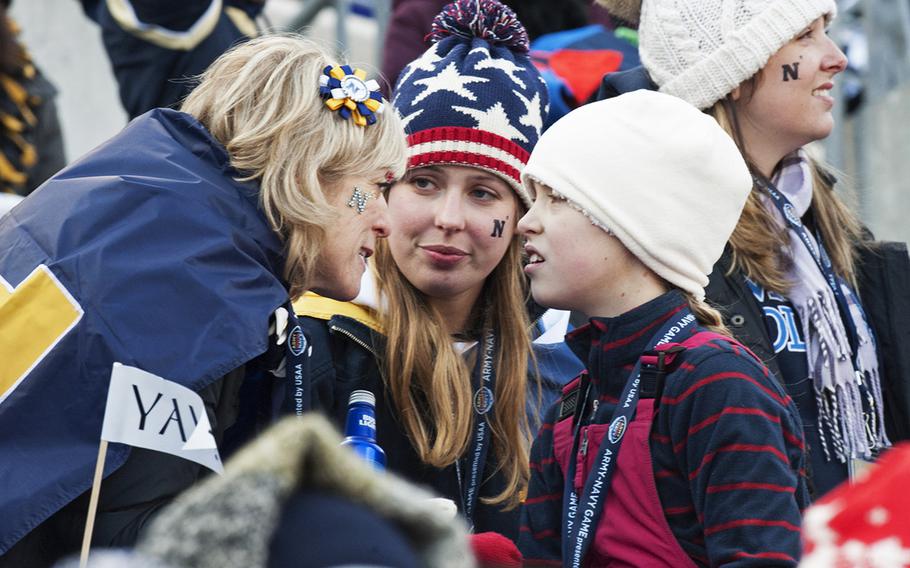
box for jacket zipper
[329,323,377,357]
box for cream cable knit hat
[597,0,837,109]
[521,90,752,301]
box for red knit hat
[801,443,910,567]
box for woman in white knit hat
[518,90,808,567]
[595,0,894,502]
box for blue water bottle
[340,390,386,470]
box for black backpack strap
[557,376,583,422]
[640,345,688,408]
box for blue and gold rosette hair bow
[319,65,384,127]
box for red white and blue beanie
[391,0,549,206]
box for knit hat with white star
[391,0,549,206]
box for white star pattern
[513,89,543,137]
[410,62,489,106]
[469,46,527,89]
[453,102,528,143]
[399,109,424,132]
[396,44,444,88]
[537,74,551,114]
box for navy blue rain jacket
[0,108,288,554]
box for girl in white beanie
[596,0,895,502]
[517,90,809,567]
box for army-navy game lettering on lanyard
[456,331,497,529]
[753,176,863,374]
[285,302,312,415]
[561,311,696,568]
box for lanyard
[458,331,497,527]
[561,310,696,568]
[285,301,311,415]
[753,175,861,362]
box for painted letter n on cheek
[782,62,800,82]
[491,219,505,238]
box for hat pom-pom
[594,0,642,25]
[429,0,529,53]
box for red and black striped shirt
[520,291,809,566]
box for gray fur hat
[135,415,475,568]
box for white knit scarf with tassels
[768,150,890,463]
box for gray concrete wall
[855,83,910,244]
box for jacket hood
[0,107,289,554]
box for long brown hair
[707,99,864,294]
[374,236,533,508]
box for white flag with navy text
[101,363,223,474]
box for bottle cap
[348,390,375,406]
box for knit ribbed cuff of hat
[650,0,836,110]
[406,127,532,207]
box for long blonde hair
[707,100,864,294]
[374,235,533,509]
[181,34,407,296]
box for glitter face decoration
[347,186,376,214]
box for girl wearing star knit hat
[292,0,569,545]
[518,90,811,567]
[596,0,899,499]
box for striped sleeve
[519,401,564,566]
[658,348,808,567]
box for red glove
[470,531,523,567]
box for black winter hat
[267,491,423,568]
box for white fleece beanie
[597,0,837,110]
[521,90,751,301]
